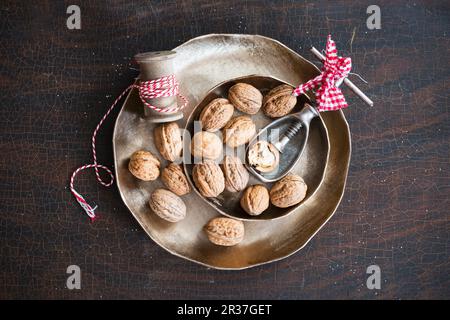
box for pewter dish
[113,34,351,269]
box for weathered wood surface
[0,0,448,299]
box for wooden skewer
[311,47,374,107]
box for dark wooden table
[1,0,448,299]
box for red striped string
[70,74,187,220]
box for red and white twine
[70,74,187,220]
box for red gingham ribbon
[292,35,352,112]
[70,74,187,220]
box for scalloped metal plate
[113,34,351,269]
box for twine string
[70,75,187,220]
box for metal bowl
[113,34,351,269]
[183,75,329,221]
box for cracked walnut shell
[149,188,186,222]
[248,140,280,173]
[199,98,234,132]
[161,163,191,196]
[192,160,225,197]
[240,185,270,216]
[223,116,256,148]
[262,84,297,118]
[128,150,160,181]
[270,174,308,208]
[221,155,249,193]
[154,122,182,161]
[205,217,245,246]
[228,83,263,115]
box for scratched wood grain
[0,0,448,299]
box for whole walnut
[199,98,234,132]
[161,163,191,196]
[228,83,263,114]
[223,116,256,148]
[190,131,223,160]
[270,174,308,208]
[221,155,249,192]
[154,122,182,161]
[240,185,270,216]
[205,217,245,246]
[128,150,160,181]
[192,160,225,197]
[149,188,186,222]
[262,84,297,118]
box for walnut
[149,188,186,222]
[240,185,270,216]
[190,131,223,160]
[248,141,280,173]
[270,174,308,208]
[204,217,245,246]
[221,155,249,192]
[192,160,225,197]
[128,150,160,181]
[223,116,256,148]
[161,163,191,196]
[262,84,297,118]
[153,122,182,161]
[228,83,263,114]
[199,98,234,132]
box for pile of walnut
[128,82,308,247]
[128,121,190,224]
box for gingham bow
[293,35,352,112]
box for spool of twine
[134,50,185,122]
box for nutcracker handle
[311,47,374,107]
[273,120,302,153]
